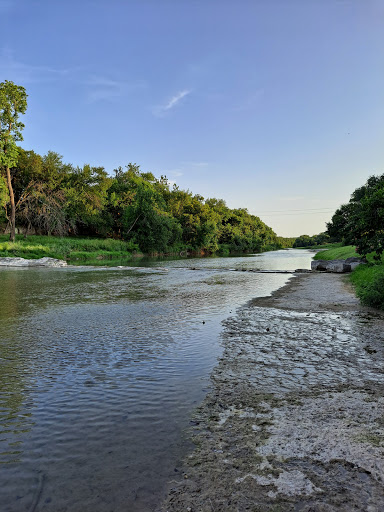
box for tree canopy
[326,173,384,259]
[0,80,28,241]
[0,146,283,255]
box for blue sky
[1,0,383,236]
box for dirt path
[161,273,384,512]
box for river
[0,249,312,512]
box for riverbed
[0,249,312,512]
[162,272,384,512]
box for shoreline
[161,272,384,511]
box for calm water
[0,249,312,512]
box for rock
[311,260,328,271]
[345,257,363,263]
[0,257,67,267]
[311,258,365,273]
[326,260,348,273]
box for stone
[0,257,67,267]
[311,258,365,273]
[311,260,328,271]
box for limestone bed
[161,273,384,512]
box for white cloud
[153,89,191,117]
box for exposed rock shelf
[311,257,365,273]
[161,273,384,512]
[0,257,67,267]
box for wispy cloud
[165,169,183,177]
[85,75,147,103]
[0,48,146,104]
[182,161,209,168]
[164,90,191,110]
[153,89,191,117]
[0,47,71,84]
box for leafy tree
[122,181,182,252]
[0,81,28,241]
[293,232,330,248]
[0,174,9,223]
[327,174,384,259]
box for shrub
[351,265,384,310]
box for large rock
[0,257,67,267]
[311,258,365,273]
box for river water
[0,249,312,512]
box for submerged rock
[0,257,67,267]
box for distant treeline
[1,148,288,255]
[292,232,330,248]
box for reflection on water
[0,249,312,511]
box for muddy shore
[161,273,384,512]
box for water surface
[0,249,312,511]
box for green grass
[350,264,384,310]
[314,245,383,264]
[0,235,139,262]
[313,245,359,260]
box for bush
[350,265,384,310]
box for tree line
[326,173,384,260]
[1,81,286,255]
[0,149,285,254]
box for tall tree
[0,81,28,241]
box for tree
[327,173,384,259]
[0,81,28,241]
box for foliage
[1,147,281,255]
[0,234,139,261]
[0,83,279,254]
[0,80,28,170]
[0,174,9,219]
[0,80,28,240]
[350,264,384,310]
[326,173,384,259]
[293,232,330,248]
[277,236,296,248]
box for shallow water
[0,249,312,511]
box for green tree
[327,174,384,259]
[0,174,9,223]
[0,81,28,241]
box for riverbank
[314,246,384,310]
[0,234,140,262]
[0,234,285,265]
[161,273,384,511]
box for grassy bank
[0,235,139,262]
[313,245,359,260]
[314,245,384,310]
[0,234,287,264]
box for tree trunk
[126,214,142,235]
[5,166,15,242]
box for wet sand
[161,273,384,512]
